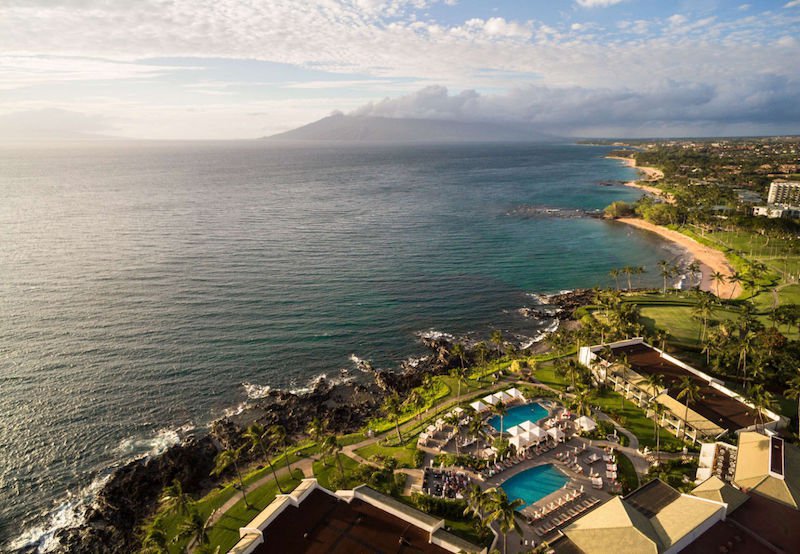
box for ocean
[0,140,683,550]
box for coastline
[606,155,674,203]
[615,217,741,298]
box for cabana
[483,394,500,406]
[435,418,446,430]
[529,426,547,444]
[575,415,597,432]
[495,390,513,404]
[505,387,525,400]
[452,406,465,415]
[518,420,537,432]
[548,426,565,443]
[507,424,524,437]
[470,400,489,413]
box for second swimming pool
[500,464,569,507]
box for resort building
[230,479,488,554]
[559,479,728,554]
[767,180,800,205]
[578,339,784,445]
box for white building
[767,180,800,205]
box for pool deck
[483,437,614,553]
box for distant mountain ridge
[265,113,556,143]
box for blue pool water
[501,464,569,507]
[489,402,549,431]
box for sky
[1,0,799,139]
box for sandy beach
[617,218,741,298]
[606,156,674,203]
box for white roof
[452,407,465,415]
[508,425,523,437]
[495,390,513,402]
[506,387,525,399]
[575,416,597,431]
[519,420,537,432]
[483,394,500,405]
[470,400,488,412]
[426,425,436,433]
[529,426,547,440]
[548,427,565,440]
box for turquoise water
[0,141,687,549]
[501,464,570,507]
[489,402,549,431]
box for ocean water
[0,141,683,550]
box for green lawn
[312,454,363,490]
[593,389,686,451]
[355,440,420,468]
[153,469,303,553]
[531,361,570,389]
[616,452,639,494]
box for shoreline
[606,155,674,203]
[615,217,741,298]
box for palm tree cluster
[464,486,524,554]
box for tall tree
[710,271,726,298]
[383,392,404,443]
[786,375,800,430]
[490,329,504,353]
[450,361,469,401]
[676,377,701,441]
[609,268,620,291]
[141,518,170,554]
[748,384,776,432]
[657,259,672,295]
[322,434,344,477]
[616,355,631,409]
[491,401,508,436]
[160,478,191,516]
[211,446,251,508]
[243,422,283,493]
[177,509,210,551]
[649,400,664,465]
[270,424,293,473]
[485,488,524,554]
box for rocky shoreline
[43,293,588,553]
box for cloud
[785,1,800,7]
[348,77,800,136]
[576,0,625,7]
[0,108,116,139]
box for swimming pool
[488,402,548,431]
[501,464,569,508]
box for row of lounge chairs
[531,496,601,537]
[479,442,557,479]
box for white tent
[505,387,525,400]
[483,394,500,405]
[452,406,465,415]
[426,424,437,434]
[548,427,565,443]
[507,424,523,437]
[518,420,537,432]
[575,415,597,432]
[529,426,547,443]
[435,418,446,430]
[470,400,489,413]
[495,390,513,403]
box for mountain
[264,114,556,143]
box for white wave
[288,370,356,395]
[418,329,455,341]
[114,426,189,459]
[349,354,373,372]
[519,319,560,349]
[222,402,248,418]
[9,474,112,553]
[242,381,272,399]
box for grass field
[592,389,686,451]
[355,440,420,468]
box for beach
[606,155,674,203]
[616,217,741,298]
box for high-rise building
[768,180,800,205]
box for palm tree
[728,272,743,299]
[485,488,524,554]
[609,268,620,291]
[444,411,463,455]
[786,375,800,429]
[616,355,631,408]
[736,331,755,388]
[653,328,668,351]
[306,417,326,444]
[383,392,404,443]
[404,389,424,419]
[572,385,593,417]
[160,478,191,516]
[676,377,701,441]
[622,266,634,291]
[649,400,664,465]
[657,259,672,295]
[490,329,504,354]
[490,401,508,436]
[270,424,293,473]
[211,445,251,508]
[466,409,489,447]
[710,271,726,297]
[692,294,715,343]
[463,483,489,523]
[474,341,489,368]
[451,342,467,370]
[322,434,344,477]
[243,422,283,493]
[748,384,776,432]
[450,362,469,401]
[141,518,169,554]
[178,508,210,551]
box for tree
[609,268,620,291]
[270,424,294,473]
[485,488,524,554]
[491,401,508,436]
[710,271,726,298]
[160,478,191,516]
[490,329,504,353]
[728,272,743,299]
[643,373,664,401]
[383,392,404,443]
[748,384,776,432]
[474,341,489,367]
[444,411,463,455]
[450,362,469,401]
[786,375,800,429]
[178,509,210,551]
[404,389,425,419]
[141,518,169,554]
[463,483,489,523]
[211,446,251,508]
[616,355,631,409]
[676,377,701,441]
[451,342,467,370]
[692,294,715,343]
[322,434,344,477]
[306,417,326,444]
[244,422,283,493]
[466,408,489,446]
[649,401,664,465]
[572,385,593,417]
[657,259,672,295]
